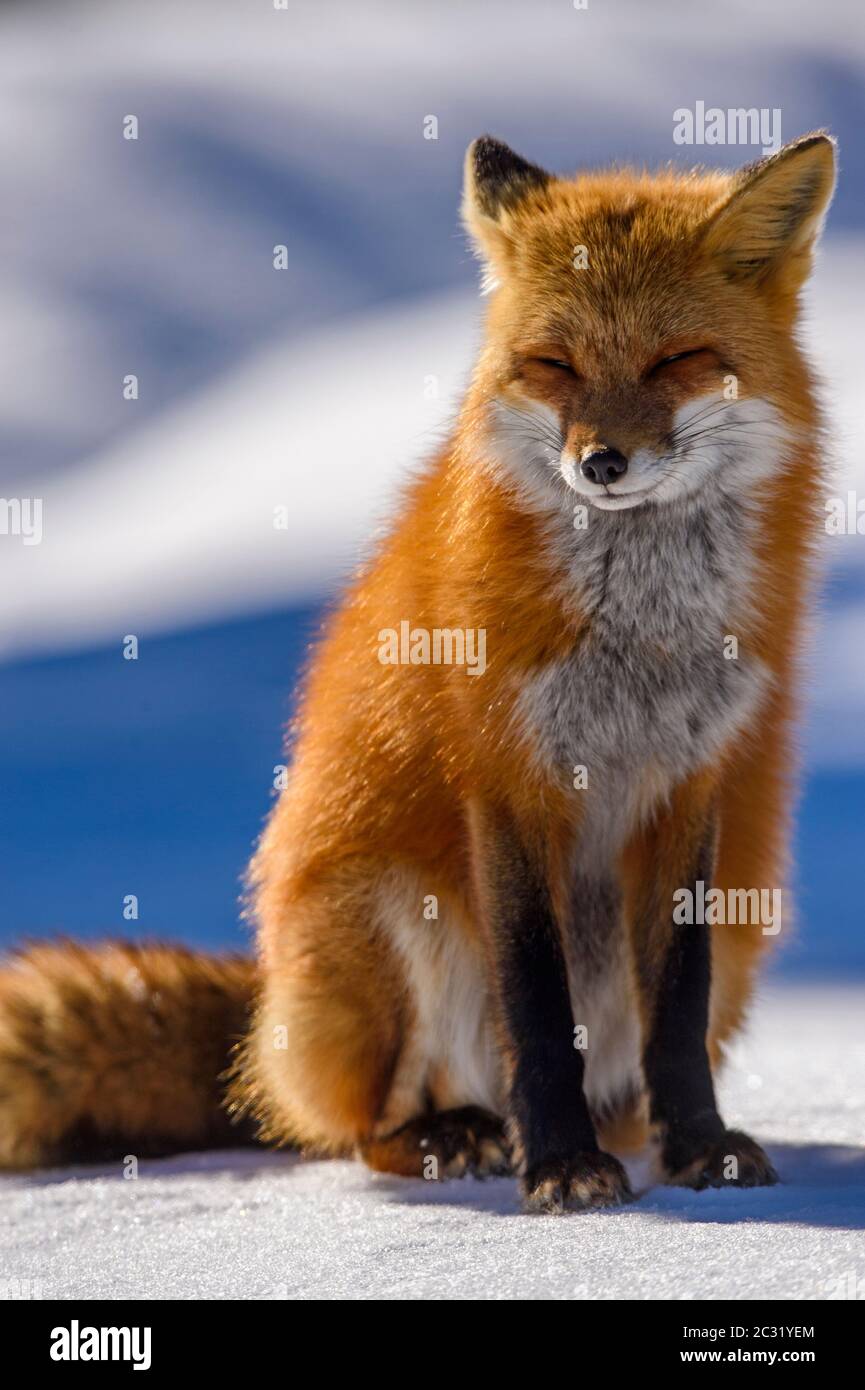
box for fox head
[462,133,835,512]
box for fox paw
[522,1151,633,1214]
[362,1106,512,1179]
[664,1129,778,1190]
[414,1106,513,1178]
[419,1106,513,1178]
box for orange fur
[238,136,833,1156]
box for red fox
[0,133,835,1211]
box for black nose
[580,447,628,486]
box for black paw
[409,1106,513,1179]
[522,1150,633,1214]
[664,1128,779,1190]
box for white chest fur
[516,484,772,854]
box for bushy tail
[0,939,257,1170]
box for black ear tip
[471,134,515,171]
[738,130,837,191]
[471,135,540,178]
[797,129,836,149]
[781,131,837,163]
[773,131,837,167]
[468,136,550,213]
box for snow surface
[2,985,863,1301]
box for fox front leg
[630,782,778,1190]
[473,805,632,1213]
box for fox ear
[701,133,836,288]
[463,136,550,289]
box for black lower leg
[640,825,777,1188]
[474,809,630,1207]
[639,826,725,1172]
[643,918,725,1173]
[499,889,598,1180]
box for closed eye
[649,348,709,374]
[535,357,577,375]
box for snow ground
[2,985,863,1302]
